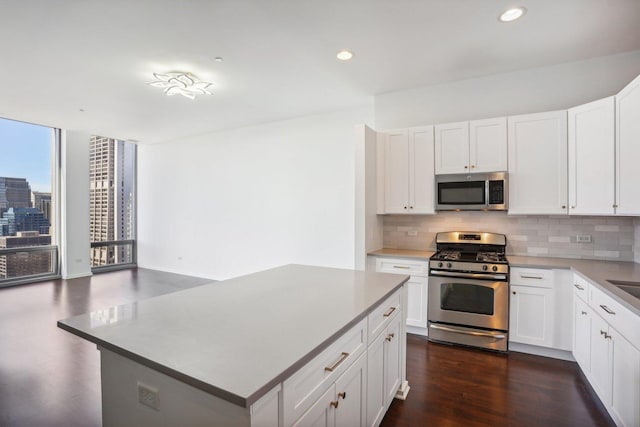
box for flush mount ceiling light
[498,7,527,22]
[336,50,354,61]
[147,72,212,99]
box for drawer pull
[604,333,612,340]
[520,274,543,280]
[600,305,616,315]
[324,352,349,372]
[600,330,607,335]
[330,400,339,409]
[581,311,587,315]
[392,265,410,270]
[383,306,397,317]
[574,284,585,290]
[385,333,395,342]
[338,392,346,400]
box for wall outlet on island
[138,382,159,410]
[576,235,592,243]
[407,230,418,237]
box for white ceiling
[1,0,639,144]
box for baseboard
[62,271,93,280]
[395,380,410,400]
[406,325,428,337]
[509,342,575,361]
[136,263,217,281]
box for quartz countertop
[57,264,409,408]
[367,248,640,316]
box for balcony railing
[90,239,136,273]
[0,245,60,288]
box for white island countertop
[57,264,409,408]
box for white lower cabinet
[571,273,640,427]
[366,312,402,427]
[293,353,367,427]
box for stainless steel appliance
[435,172,507,211]
[428,231,509,351]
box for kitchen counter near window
[368,248,640,316]
[57,264,409,426]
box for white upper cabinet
[435,118,507,174]
[469,117,508,173]
[568,97,615,215]
[615,73,640,215]
[382,126,435,214]
[507,111,568,215]
[434,121,469,174]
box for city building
[0,177,31,216]
[0,207,50,237]
[0,231,52,279]
[31,191,52,221]
[89,136,135,266]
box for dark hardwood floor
[0,269,615,426]
[382,335,615,427]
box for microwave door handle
[485,180,489,207]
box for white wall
[137,107,373,280]
[60,130,92,279]
[375,50,640,129]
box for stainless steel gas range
[427,231,509,352]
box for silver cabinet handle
[392,265,410,270]
[574,284,584,290]
[383,306,397,317]
[600,305,616,315]
[324,352,349,372]
[520,274,543,280]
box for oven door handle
[429,323,506,339]
[429,270,507,281]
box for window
[89,136,136,271]
[0,117,58,287]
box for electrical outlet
[138,383,159,410]
[576,235,592,243]
[407,230,418,237]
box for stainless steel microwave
[435,172,508,211]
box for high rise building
[31,191,52,221]
[0,177,32,216]
[89,136,135,266]
[0,207,50,236]
[0,231,52,279]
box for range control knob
[446,263,452,268]
[492,266,498,272]
[482,265,488,271]
[438,262,443,268]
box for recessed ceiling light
[498,7,527,23]
[336,50,354,61]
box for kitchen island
[58,264,410,427]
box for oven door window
[440,282,494,315]
[438,181,486,205]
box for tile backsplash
[383,212,635,261]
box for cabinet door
[590,315,613,406]
[507,111,568,215]
[509,285,554,347]
[610,328,640,427]
[568,97,615,215]
[334,353,366,427]
[366,331,385,427]
[469,117,507,172]
[434,122,469,174]
[409,126,435,214]
[384,313,402,405]
[383,130,410,213]
[616,74,640,215]
[406,276,428,328]
[573,297,592,373]
[293,385,336,427]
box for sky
[0,117,53,192]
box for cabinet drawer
[282,317,367,426]
[590,285,640,349]
[510,267,554,288]
[573,274,590,301]
[376,257,428,277]
[368,289,401,340]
